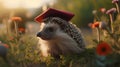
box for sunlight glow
[38,38,49,57]
[0,0,55,8]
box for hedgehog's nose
[37,32,42,37]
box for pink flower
[100,8,106,13]
[112,0,119,3]
[106,8,116,14]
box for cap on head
[34,8,74,23]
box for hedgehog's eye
[46,27,54,32]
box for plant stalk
[97,28,100,43]
[14,21,18,37]
[109,14,114,33]
[115,3,120,13]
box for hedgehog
[35,8,86,58]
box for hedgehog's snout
[37,32,51,40]
[37,32,42,37]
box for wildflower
[11,17,22,22]
[11,17,22,37]
[92,10,97,15]
[89,22,100,28]
[100,8,106,13]
[88,23,93,27]
[112,0,119,3]
[112,0,119,13]
[99,22,107,30]
[106,8,116,14]
[3,44,9,48]
[106,8,116,33]
[18,27,25,33]
[89,22,101,42]
[93,22,100,28]
[96,42,112,56]
[9,36,14,41]
[0,41,9,48]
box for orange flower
[89,22,100,28]
[3,44,9,48]
[11,17,22,21]
[9,36,14,40]
[18,27,25,33]
[93,22,100,28]
[96,42,112,56]
[100,8,106,13]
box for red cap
[34,8,74,23]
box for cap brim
[34,8,74,23]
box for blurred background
[0,0,114,33]
[0,0,114,28]
[0,0,116,46]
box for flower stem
[115,3,120,13]
[97,28,100,43]
[14,21,18,37]
[5,19,9,37]
[95,14,100,21]
[109,14,114,33]
[106,28,120,48]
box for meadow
[0,0,120,67]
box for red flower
[89,22,100,28]
[96,42,112,56]
[11,17,22,22]
[94,22,100,28]
[100,8,106,13]
[106,8,116,14]
[18,27,25,33]
[3,44,9,48]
